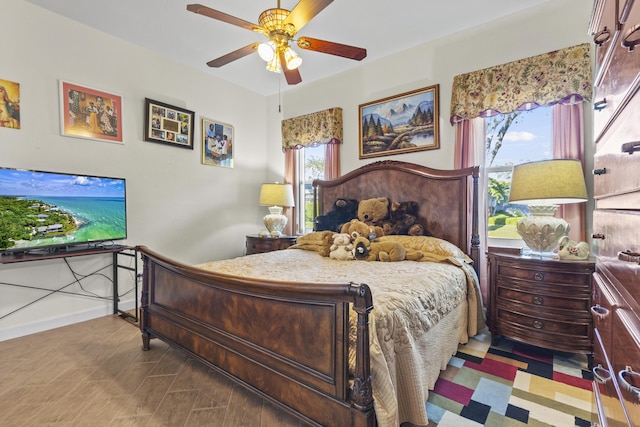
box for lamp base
[516,205,569,254]
[263,206,288,237]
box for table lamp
[259,183,295,237]
[508,159,587,257]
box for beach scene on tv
[0,168,126,253]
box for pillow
[288,231,333,257]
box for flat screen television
[0,167,127,254]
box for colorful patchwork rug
[426,332,593,426]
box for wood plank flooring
[0,315,307,426]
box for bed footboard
[137,246,375,427]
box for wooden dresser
[487,249,595,354]
[590,1,640,426]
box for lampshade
[509,159,588,205]
[508,159,587,256]
[259,183,294,237]
[259,183,295,207]
[283,47,302,70]
[257,41,275,62]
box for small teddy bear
[352,235,422,262]
[339,219,384,242]
[329,233,355,260]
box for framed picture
[60,81,123,143]
[202,118,234,168]
[358,84,440,159]
[144,98,194,149]
[0,78,20,129]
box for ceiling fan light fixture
[284,47,302,70]
[257,41,275,61]
[266,54,281,73]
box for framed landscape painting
[60,81,123,143]
[358,84,440,159]
[144,98,194,149]
[201,118,234,168]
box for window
[486,106,552,243]
[294,145,325,235]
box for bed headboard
[313,160,480,267]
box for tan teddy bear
[339,219,384,241]
[357,197,390,227]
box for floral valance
[450,43,592,124]
[281,107,343,150]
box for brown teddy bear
[381,201,428,236]
[357,197,389,227]
[352,236,423,262]
[339,219,384,241]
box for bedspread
[196,246,484,427]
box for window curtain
[281,108,343,235]
[552,102,586,242]
[454,118,488,304]
[450,43,592,124]
[451,44,592,306]
[281,107,343,150]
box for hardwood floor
[0,315,306,426]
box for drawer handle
[618,250,640,264]
[590,304,610,320]
[592,233,605,240]
[593,99,607,111]
[593,364,612,384]
[533,320,543,329]
[594,26,611,46]
[533,296,544,305]
[534,272,544,281]
[621,24,640,52]
[592,167,607,175]
[618,367,640,401]
[622,141,640,154]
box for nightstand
[487,248,595,354]
[245,235,297,255]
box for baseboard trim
[0,299,136,342]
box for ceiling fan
[187,0,367,85]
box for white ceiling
[25,0,551,96]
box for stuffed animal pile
[314,196,428,238]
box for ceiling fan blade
[297,37,367,61]
[279,50,302,85]
[187,4,261,32]
[284,0,333,34]
[206,43,260,68]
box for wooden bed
[138,160,480,427]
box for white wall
[1,0,271,340]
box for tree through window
[486,107,552,240]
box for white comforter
[197,242,483,427]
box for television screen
[0,167,127,253]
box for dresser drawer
[496,263,591,287]
[612,309,640,424]
[496,307,592,352]
[592,329,631,427]
[496,280,590,311]
[593,0,640,140]
[591,0,622,87]
[592,271,623,354]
